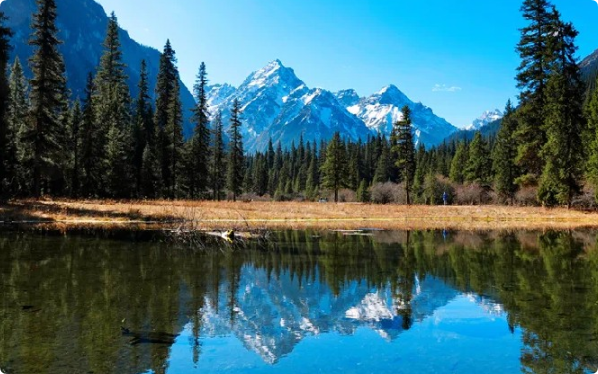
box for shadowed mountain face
[0,0,197,136]
[581,48,598,98]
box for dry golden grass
[2,199,598,231]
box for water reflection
[0,230,597,373]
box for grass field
[2,199,598,231]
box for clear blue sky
[95,0,598,128]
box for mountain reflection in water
[1,230,598,373]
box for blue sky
[95,0,598,128]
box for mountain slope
[464,109,503,131]
[341,85,458,146]
[207,60,373,152]
[208,61,458,152]
[0,0,196,136]
[581,48,598,98]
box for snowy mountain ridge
[207,60,459,152]
[464,109,504,131]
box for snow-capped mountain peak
[464,109,503,131]
[206,60,458,152]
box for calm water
[1,230,598,374]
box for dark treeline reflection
[1,230,598,373]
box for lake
[1,229,597,373]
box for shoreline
[1,199,598,232]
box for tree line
[0,0,245,201]
[1,0,598,207]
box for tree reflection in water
[0,229,597,373]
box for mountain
[342,85,458,146]
[464,109,503,131]
[444,118,502,144]
[200,266,461,364]
[208,60,458,152]
[581,48,598,98]
[0,0,197,136]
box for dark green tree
[320,132,348,202]
[80,73,102,197]
[449,141,468,184]
[211,111,226,201]
[492,100,520,202]
[586,75,598,201]
[187,62,210,198]
[165,78,184,198]
[0,17,15,199]
[132,60,153,195]
[27,0,68,196]
[226,99,244,201]
[154,40,178,197]
[95,12,132,197]
[392,106,416,204]
[7,58,29,195]
[514,0,554,185]
[465,132,491,184]
[67,100,82,196]
[537,16,585,207]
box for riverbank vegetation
[0,0,597,209]
[2,199,598,231]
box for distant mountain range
[207,59,458,152]
[3,0,597,152]
[0,0,197,136]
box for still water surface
[1,230,597,373]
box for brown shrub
[514,186,539,206]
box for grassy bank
[1,199,598,231]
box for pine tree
[132,60,153,195]
[80,73,102,197]
[515,0,554,185]
[537,16,585,207]
[154,40,179,197]
[67,101,82,196]
[0,13,12,200]
[95,13,132,197]
[465,132,491,184]
[8,58,29,195]
[320,132,348,202]
[140,144,160,198]
[356,179,370,203]
[165,78,184,198]
[226,99,244,201]
[373,140,392,184]
[492,100,520,202]
[586,75,598,201]
[27,0,68,196]
[392,106,416,204]
[187,62,210,198]
[211,111,226,201]
[449,141,468,184]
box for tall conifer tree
[537,15,585,207]
[465,132,491,184]
[0,16,14,200]
[154,40,179,196]
[211,111,226,201]
[492,100,520,202]
[320,132,348,202]
[515,0,553,185]
[27,0,68,196]
[8,58,29,195]
[226,99,245,201]
[392,106,416,205]
[95,13,132,197]
[132,60,153,195]
[187,62,210,198]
